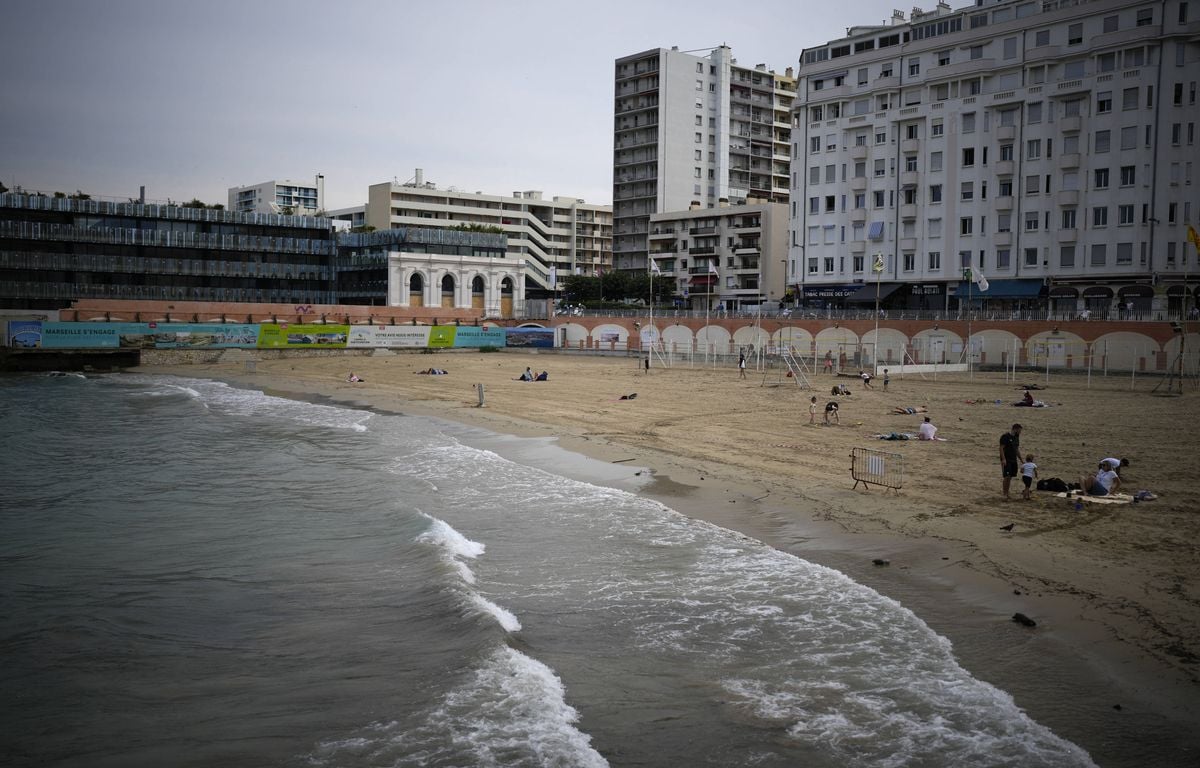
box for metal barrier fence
[850,447,904,492]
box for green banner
[257,323,349,348]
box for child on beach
[809,396,817,425]
[1021,454,1038,500]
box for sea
[0,371,1099,767]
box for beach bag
[1037,477,1070,493]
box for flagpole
[967,267,973,378]
[873,254,882,372]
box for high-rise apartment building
[613,46,795,273]
[229,176,325,216]
[790,0,1200,316]
[366,170,611,296]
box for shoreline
[134,352,1200,765]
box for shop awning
[954,279,1045,299]
[1083,286,1114,298]
[1117,284,1153,298]
[1048,285,1079,297]
[844,282,905,304]
[800,284,860,299]
[689,274,717,286]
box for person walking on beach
[1000,423,1023,499]
[808,395,818,425]
[883,368,890,392]
[1020,454,1038,500]
[739,352,747,379]
[823,351,834,375]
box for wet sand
[139,349,1200,765]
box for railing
[540,306,1190,323]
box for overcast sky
[2,0,903,210]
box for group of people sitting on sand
[415,368,448,375]
[516,367,549,382]
[1078,457,1129,497]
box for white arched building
[387,251,525,319]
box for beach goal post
[850,448,903,492]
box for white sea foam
[416,515,485,560]
[467,594,521,633]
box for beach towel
[1055,491,1133,505]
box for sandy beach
[139,349,1200,763]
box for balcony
[850,176,868,192]
[900,237,918,251]
[996,196,1013,211]
[850,240,866,254]
[928,57,995,80]
[1060,153,1080,169]
[1060,115,1082,133]
[900,171,919,188]
[850,144,868,161]
[995,231,1012,246]
[997,125,1016,141]
[901,138,920,154]
[995,160,1015,176]
[900,204,917,220]
[1057,189,1080,206]
[851,208,867,223]
[1057,229,1078,243]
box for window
[1063,135,1080,154]
[959,250,973,270]
[1168,202,1178,224]
[824,257,835,273]
[905,156,918,172]
[825,195,836,212]
[960,147,975,167]
[1123,87,1139,110]
[1172,123,1182,144]
[1034,30,1049,47]
[930,184,943,203]
[854,192,865,208]
[875,130,887,144]
[1027,102,1042,124]
[928,251,941,270]
[1182,2,1190,23]
[825,164,836,183]
[1060,246,1076,268]
[1064,98,1083,117]
[908,57,920,76]
[1103,15,1118,33]
[1000,143,1014,162]
[1120,165,1135,185]
[696,80,704,91]
[903,252,915,271]
[854,132,867,146]
[1097,91,1112,113]
[809,197,820,214]
[695,132,703,143]
[1137,8,1153,26]
[1091,244,1107,266]
[1121,126,1138,150]
[1175,83,1184,105]
[1096,130,1111,153]
[960,217,974,235]
[1025,175,1040,195]
[906,124,919,140]
[961,182,974,200]
[809,166,821,184]
[903,188,917,205]
[858,67,869,85]
[696,62,704,73]
[1020,248,1036,267]
[1024,211,1039,231]
[873,190,886,208]
[969,45,983,60]
[1117,242,1133,264]
[1003,37,1017,60]
[1118,204,1135,225]
[1068,23,1083,45]
[868,221,886,240]
[1062,209,1077,229]
[874,159,886,177]
[1093,206,1108,227]
[1125,47,1145,67]
[998,212,1012,232]
[930,151,943,172]
[808,257,818,274]
[1099,52,1117,72]
[931,120,944,137]
[1027,139,1041,160]
[928,218,942,238]
[881,63,893,78]
[997,249,1011,269]
[695,149,703,160]
[962,113,976,133]
[999,179,1013,196]
[694,167,702,178]
[695,115,703,126]
[854,161,866,178]
[826,135,837,151]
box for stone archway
[441,274,456,309]
[500,277,515,318]
[471,275,485,310]
[409,272,425,308]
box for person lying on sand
[891,406,928,414]
[618,393,638,400]
[416,368,448,375]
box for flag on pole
[872,254,885,273]
[964,266,989,292]
[709,262,719,274]
[1188,224,1200,254]
[548,266,557,288]
[650,260,661,274]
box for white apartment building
[366,170,612,295]
[228,176,325,216]
[790,0,1200,316]
[614,46,795,273]
[648,203,789,312]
